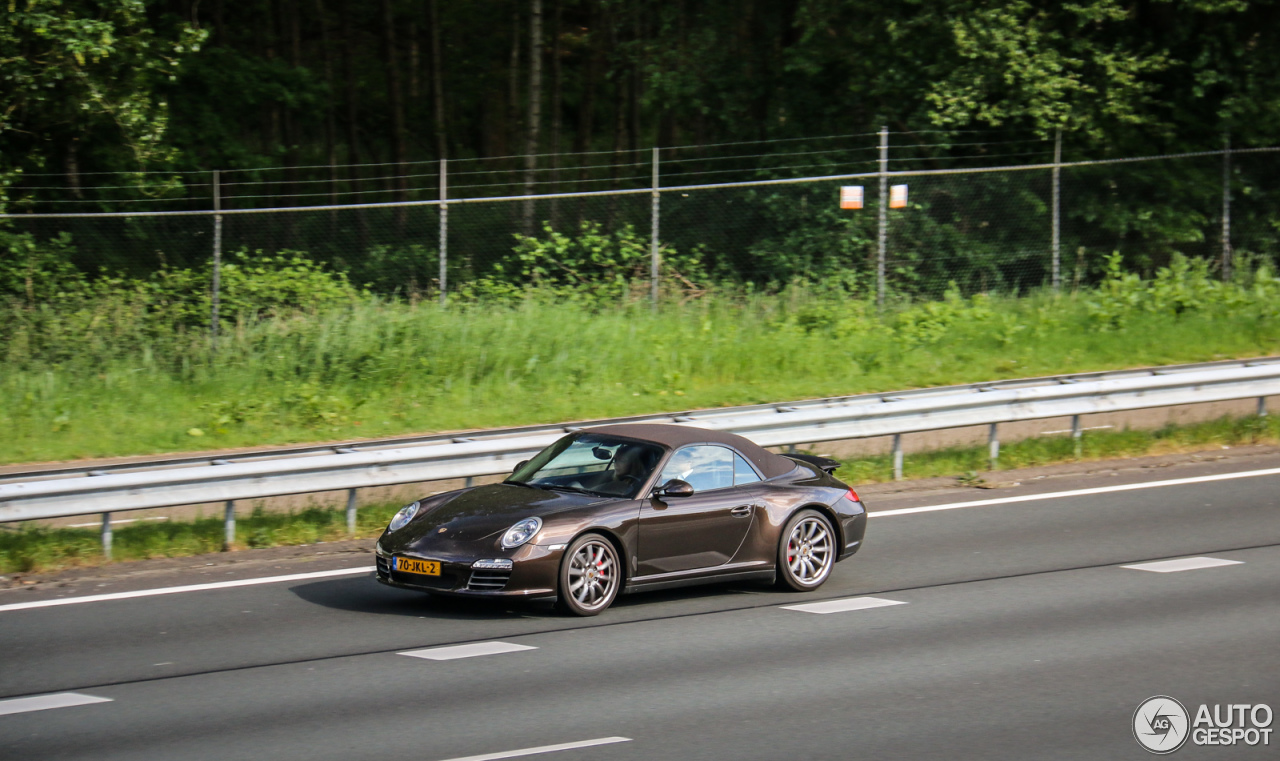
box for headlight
[388,502,420,532]
[501,517,542,549]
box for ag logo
[1134,696,1190,754]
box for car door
[636,445,757,576]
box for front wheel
[776,509,836,591]
[556,533,621,616]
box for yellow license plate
[394,557,441,576]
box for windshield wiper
[502,479,547,490]
[543,484,601,496]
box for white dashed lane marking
[434,737,632,761]
[1121,557,1244,573]
[781,596,908,614]
[399,641,537,661]
[0,693,112,717]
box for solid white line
[0,693,112,717]
[0,566,373,613]
[434,737,632,761]
[1122,557,1244,573]
[781,596,908,615]
[868,466,1280,518]
[400,642,538,661]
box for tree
[0,0,207,211]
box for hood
[385,483,609,550]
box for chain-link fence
[4,134,1278,325]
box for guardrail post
[988,424,1000,470]
[346,488,358,536]
[1072,414,1083,457]
[464,476,474,488]
[1260,397,1268,417]
[101,512,113,560]
[892,434,903,481]
[223,500,236,550]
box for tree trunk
[283,0,302,211]
[214,0,225,44]
[65,138,82,199]
[630,5,642,156]
[548,0,562,226]
[575,7,599,222]
[316,0,339,207]
[507,4,522,165]
[409,21,420,100]
[522,0,544,235]
[340,0,368,249]
[382,0,408,222]
[429,0,447,161]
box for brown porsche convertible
[374,424,867,616]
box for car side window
[733,453,761,485]
[659,445,734,492]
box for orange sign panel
[889,184,909,209]
[840,186,864,210]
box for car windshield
[509,435,664,499]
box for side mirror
[654,479,694,498]
[513,460,529,474]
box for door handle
[730,505,753,517]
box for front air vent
[375,556,390,577]
[467,569,512,591]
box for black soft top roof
[584,423,797,480]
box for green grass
[4,284,1280,465]
[5,413,1276,575]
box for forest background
[3,1,1280,469]
[3,0,1278,214]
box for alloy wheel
[785,515,834,586]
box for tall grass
[3,256,1280,464]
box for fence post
[651,146,660,306]
[101,512,113,560]
[877,126,888,310]
[1221,132,1232,281]
[211,170,222,346]
[1052,129,1062,292]
[439,158,448,305]
[223,500,236,550]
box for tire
[776,509,836,592]
[556,533,622,616]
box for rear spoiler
[786,453,841,475]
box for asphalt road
[2,456,1278,760]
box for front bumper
[374,542,561,599]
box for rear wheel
[556,533,621,616]
[776,509,836,591]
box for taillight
[846,488,860,503]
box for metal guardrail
[1,357,1277,557]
